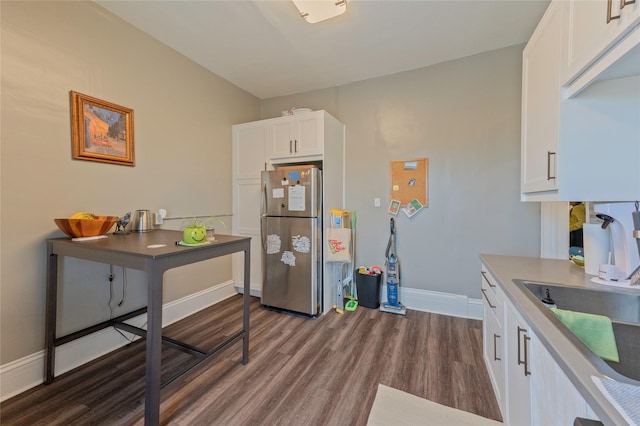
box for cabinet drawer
[483,299,504,412]
[481,269,504,326]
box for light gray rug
[367,384,503,426]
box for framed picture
[70,91,135,166]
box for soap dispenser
[541,288,557,309]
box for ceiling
[95,0,550,99]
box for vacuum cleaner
[380,218,407,315]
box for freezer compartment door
[261,168,320,218]
[261,216,320,316]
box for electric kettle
[132,209,153,232]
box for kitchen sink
[515,280,640,383]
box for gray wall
[262,45,541,298]
[0,1,260,364]
[1,1,541,367]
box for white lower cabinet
[505,302,533,426]
[482,264,597,425]
[232,178,263,294]
[530,336,593,426]
[481,269,505,413]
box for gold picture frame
[70,91,135,166]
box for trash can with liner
[356,271,381,309]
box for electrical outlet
[374,198,381,207]
[154,209,167,225]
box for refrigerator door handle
[260,217,267,251]
[261,180,267,216]
[261,182,268,251]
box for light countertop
[480,254,640,426]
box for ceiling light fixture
[291,0,347,24]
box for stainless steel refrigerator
[261,166,321,316]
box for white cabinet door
[530,337,596,425]
[521,1,561,195]
[269,112,323,161]
[270,118,295,159]
[561,0,640,86]
[232,233,263,296]
[505,302,533,426]
[294,113,322,157]
[232,179,262,293]
[232,123,268,179]
[234,179,261,235]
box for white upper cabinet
[268,112,323,161]
[232,122,269,180]
[521,0,640,201]
[561,0,640,95]
[521,1,562,195]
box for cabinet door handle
[547,151,556,180]
[481,288,496,309]
[523,334,531,376]
[289,140,293,154]
[517,326,531,376]
[607,0,621,22]
[294,140,298,153]
[620,0,634,9]
[493,333,501,361]
[481,271,496,288]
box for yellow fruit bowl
[54,216,118,238]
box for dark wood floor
[1,295,502,425]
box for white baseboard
[0,280,237,402]
[234,285,262,298]
[382,284,483,320]
[234,285,482,320]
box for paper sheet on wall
[288,185,305,211]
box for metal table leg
[145,263,163,426]
[44,243,57,384]
[243,245,250,364]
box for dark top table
[45,230,251,425]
